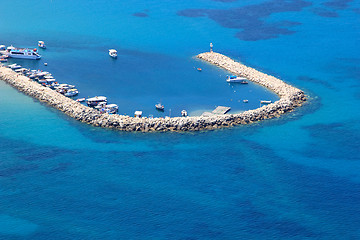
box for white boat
[105,104,118,114]
[6,46,41,60]
[181,110,188,117]
[260,100,272,104]
[226,75,247,83]
[8,64,22,70]
[94,102,107,109]
[86,96,107,107]
[55,84,75,90]
[14,68,29,73]
[99,104,119,114]
[64,89,79,97]
[155,103,164,111]
[134,111,142,118]
[109,49,117,58]
[0,45,5,51]
[38,41,46,49]
[76,98,86,102]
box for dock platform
[212,106,231,114]
[202,106,231,117]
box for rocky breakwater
[0,51,306,132]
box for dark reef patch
[212,0,237,2]
[0,164,38,177]
[322,0,353,10]
[177,0,311,41]
[302,123,360,161]
[353,8,360,14]
[297,76,334,89]
[312,8,339,17]
[133,12,149,17]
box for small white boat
[109,49,117,58]
[76,98,86,102]
[86,96,107,107]
[38,41,46,49]
[155,103,164,111]
[226,75,247,83]
[0,58,7,62]
[260,100,272,104]
[8,64,22,70]
[94,102,107,109]
[243,99,249,103]
[99,104,118,114]
[181,110,188,117]
[134,111,142,118]
[65,89,79,97]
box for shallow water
[1,0,360,239]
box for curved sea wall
[0,52,306,132]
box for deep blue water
[1,0,360,239]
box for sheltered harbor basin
[0,52,307,132]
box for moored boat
[64,89,79,97]
[76,98,86,102]
[86,96,107,107]
[181,110,188,117]
[155,103,164,111]
[6,46,41,60]
[7,64,22,70]
[99,104,119,114]
[38,41,46,49]
[260,100,272,104]
[109,49,117,58]
[226,75,247,83]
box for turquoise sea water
[1,0,360,239]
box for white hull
[9,54,41,60]
[226,77,247,83]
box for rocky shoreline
[0,52,306,132]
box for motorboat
[14,68,29,74]
[94,102,107,109]
[109,49,117,58]
[134,111,142,118]
[197,68,202,72]
[155,103,164,111]
[105,104,119,114]
[8,64,22,70]
[0,58,8,62]
[243,99,249,103]
[38,41,46,49]
[86,96,107,107]
[226,75,247,83]
[64,89,79,97]
[181,110,188,117]
[76,98,86,102]
[99,104,118,114]
[6,46,41,60]
[55,84,75,90]
[260,100,272,104]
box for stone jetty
[0,52,306,132]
